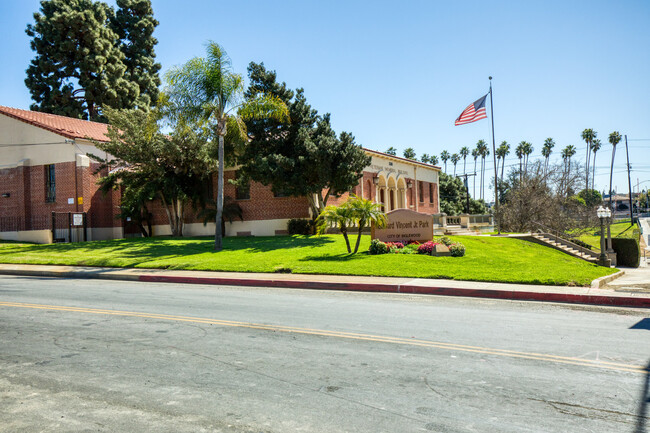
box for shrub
[369,239,389,255]
[386,242,404,252]
[570,238,593,250]
[611,237,640,267]
[449,242,466,257]
[288,218,314,235]
[434,236,453,246]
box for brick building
[0,106,440,243]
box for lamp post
[597,206,612,267]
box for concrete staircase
[444,225,479,236]
[529,233,599,263]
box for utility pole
[459,173,476,214]
[625,135,634,224]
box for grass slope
[0,235,616,286]
[575,220,638,250]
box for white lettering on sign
[72,213,84,226]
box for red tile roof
[0,105,109,142]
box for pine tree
[25,0,160,121]
[111,0,161,108]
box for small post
[83,212,87,242]
[51,212,56,243]
[68,212,72,243]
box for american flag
[454,94,488,126]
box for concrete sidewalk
[0,263,648,308]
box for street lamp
[597,206,612,267]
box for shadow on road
[636,359,650,433]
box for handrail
[531,221,598,258]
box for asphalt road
[1,275,649,433]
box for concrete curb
[2,266,649,309]
[590,270,626,289]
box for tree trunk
[592,152,597,191]
[473,159,477,198]
[609,146,617,209]
[160,195,178,236]
[341,226,351,253]
[586,143,590,191]
[353,224,365,253]
[214,121,226,251]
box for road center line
[1,301,646,374]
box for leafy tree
[608,131,622,209]
[165,44,288,251]
[440,150,450,173]
[385,147,397,155]
[237,62,370,220]
[347,195,387,253]
[25,0,141,120]
[438,172,486,215]
[581,128,596,192]
[317,202,355,253]
[403,148,417,160]
[91,107,214,236]
[111,0,161,108]
[578,188,602,207]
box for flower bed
[369,237,466,257]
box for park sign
[371,209,433,243]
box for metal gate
[51,212,87,243]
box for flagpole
[489,76,500,234]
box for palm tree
[496,141,510,188]
[451,153,460,176]
[440,150,450,173]
[317,202,355,253]
[471,147,479,198]
[420,153,431,164]
[581,128,596,191]
[347,195,387,253]
[515,142,525,180]
[608,131,622,209]
[522,141,534,176]
[590,138,601,191]
[430,154,439,165]
[166,42,288,250]
[385,147,397,155]
[475,140,488,200]
[561,145,577,197]
[459,146,469,174]
[542,138,555,178]
[403,147,416,160]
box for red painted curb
[139,275,650,308]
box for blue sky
[1,0,649,198]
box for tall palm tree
[451,153,460,176]
[581,128,596,191]
[471,148,479,198]
[459,146,469,174]
[496,141,510,188]
[166,42,288,250]
[561,145,577,197]
[430,154,439,165]
[440,150,450,173]
[608,131,622,209]
[476,140,488,200]
[420,153,431,164]
[542,138,555,178]
[522,141,534,176]
[347,195,387,253]
[590,138,601,191]
[515,141,525,180]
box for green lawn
[0,235,616,286]
[575,220,638,250]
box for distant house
[603,193,640,212]
[0,106,441,243]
